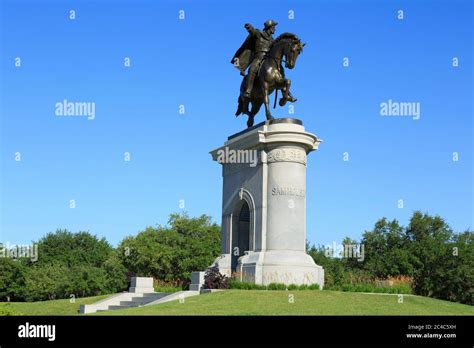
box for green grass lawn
[0,295,109,315]
[1,290,472,316]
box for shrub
[154,279,183,293]
[341,284,354,292]
[390,283,412,294]
[229,281,320,291]
[307,284,320,290]
[229,279,244,289]
[267,283,287,290]
[203,266,229,289]
[242,282,254,290]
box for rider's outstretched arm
[244,23,258,36]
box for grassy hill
[1,290,472,316]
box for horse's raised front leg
[279,79,297,107]
[286,78,297,103]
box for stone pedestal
[189,271,205,291]
[129,277,155,293]
[209,119,324,287]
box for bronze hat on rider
[264,20,278,30]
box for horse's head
[284,38,305,69]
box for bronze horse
[235,33,305,127]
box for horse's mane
[268,32,302,59]
[274,32,300,43]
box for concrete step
[120,300,144,306]
[119,299,155,306]
[138,292,168,299]
[109,293,171,310]
[141,292,171,298]
[80,278,175,314]
[108,305,133,310]
[130,293,169,302]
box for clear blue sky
[1,0,472,247]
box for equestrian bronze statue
[231,20,305,127]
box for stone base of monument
[207,118,325,288]
[211,250,324,286]
[214,250,324,285]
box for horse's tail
[235,95,243,116]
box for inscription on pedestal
[267,148,307,165]
[271,186,306,197]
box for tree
[23,263,69,301]
[169,213,221,281]
[307,244,352,288]
[0,258,27,301]
[63,265,109,298]
[361,218,413,277]
[406,212,454,298]
[406,212,473,304]
[35,230,113,267]
[308,212,473,305]
[17,230,127,301]
[118,213,220,284]
[443,231,474,305]
[102,251,129,293]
